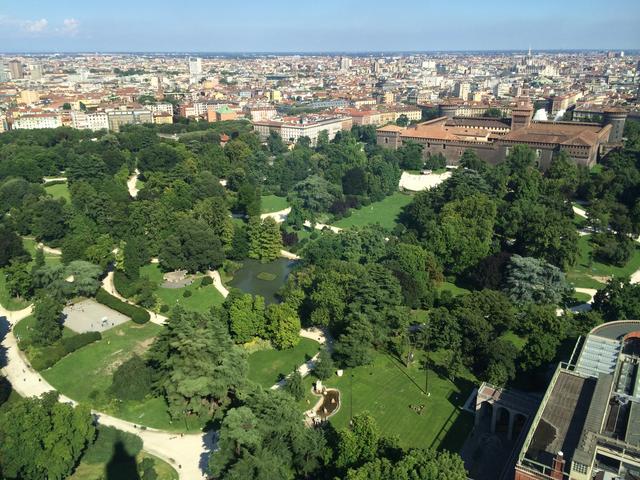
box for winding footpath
[0,303,213,480]
[270,327,332,390]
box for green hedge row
[113,270,138,298]
[95,288,150,324]
[31,332,102,370]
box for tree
[148,308,247,419]
[483,108,503,118]
[593,278,640,321]
[267,131,288,155]
[267,302,301,350]
[396,114,409,127]
[424,153,446,170]
[4,260,32,299]
[0,392,95,480]
[228,293,266,343]
[397,141,423,170]
[291,175,340,213]
[284,369,305,401]
[159,219,224,273]
[236,183,261,217]
[337,412,381,468]
[31,294,64,346]
[193,197,234,251]
[109,355,153,401]
[138,143,182,172]
[503,255,572,306]
[342,166,368,196]
[313,348,335,380]
[0,224,28,268]
[123,235,150,279]
[333,313,374,367]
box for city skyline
[2,0,639,53]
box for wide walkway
[0,304,213,480]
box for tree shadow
[0,315,8,369]
[106,441,140,480]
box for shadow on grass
[106,441,140,480]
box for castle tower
[510,97,533,131]
[603,108,627,144]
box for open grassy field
[45,182,71,201]
[333,192,413,230]
[247,337,321,387]
[261,194,289,213]
[301,351,475,452]
[138,264,225,315]
[38,320,201,431]
[566,234,640,289]
[22,237,61,265]
[70,451,178,480]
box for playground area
[63,299,130,333]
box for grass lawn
[70,452,178,480]
[138,264,225,315]
[45,182,70,201]
[566,235,640,289]
[261,194,289,213]
[499,331,527,352]
[14,315,75,352]
[22,237,61,265]
[436,281,470,297]
[247,337,321,388]
[303,351,475,451]
[38,320,202,431]
[333,192,413,230]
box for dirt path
[398,171,452,191]
[303,220,342,234]
[127,168,140,198]
[206,270,229,298]
[0,304,211,479]
[270,328,332,390]
[260,207,291,223]
[280,249,300,260]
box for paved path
[206,270,229,298]
[399,170,452,192]
[43,176,68,183]
[572,205,588,218]
[270,327,331,390]
[280,249,300,260]
[127,168,140,198]
[569,287,598,313]
[260,207,291,223]
[303,220,342,234]
[0,304,213,480]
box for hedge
[31,332,102,370]
[95,288,150,324]
[113,270,138,299]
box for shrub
[95,288,150,324]
[200,276,213,287]
[31,332,102,370]
[159,304,169,313]
[109,355,153,401]
[182,289,192,298]
[113,270,139,298]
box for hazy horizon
[2,0,639,53]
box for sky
[1,0,639,53]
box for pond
[228,258,297,303]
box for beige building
[13,113,62,130]
[71,111,110,131]
[253,116,345,146]
[106,109,153,132]
[17,90,40,105]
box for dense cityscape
[1,2,640,480]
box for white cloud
[22,18,48,33]
[60,18,80,35]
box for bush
[182,289,192,298]
[109,355,153,401]
[200,276,213,287]
[113,270,139,298]
[159,304,169,313]
[593,234,634,267]
[31,332,102,370]
[95,288,150,324]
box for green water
[228,258,296,303]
